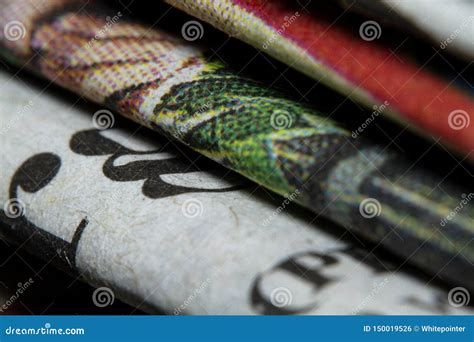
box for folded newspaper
[167,0,474,159]
[0,0,473,292]
[1,69,472,315]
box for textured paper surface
[167,0,474,159]
[1,70,472,315]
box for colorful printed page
[0,0,473,292]
[167,0,474,160]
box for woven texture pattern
[0,0,473,289]
[167,0,474,160]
